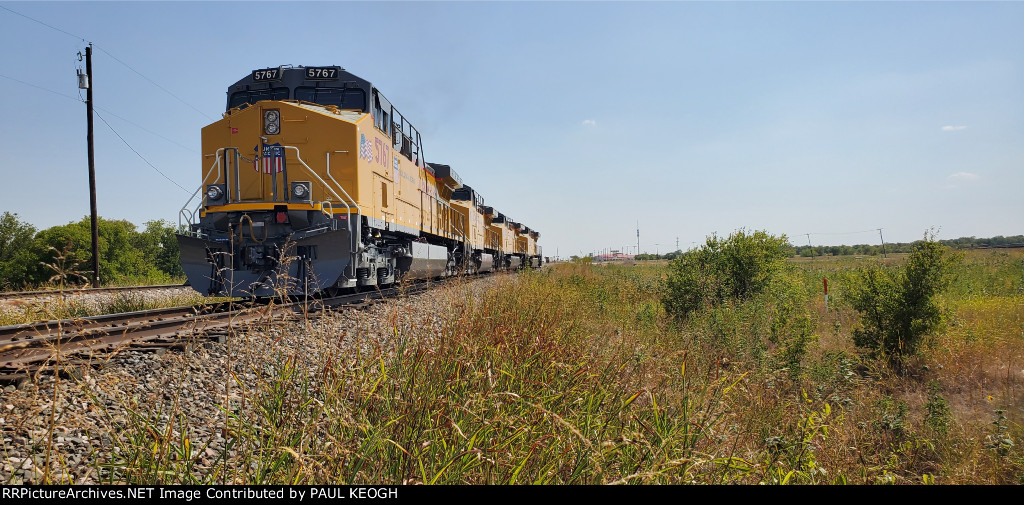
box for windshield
[228,87,289,109]
[294,87,366,111]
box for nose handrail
[179,146,364,261]
[179,152,225,231]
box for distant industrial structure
[592,250,635,262]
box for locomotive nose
[177,228,350,297]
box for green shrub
[849,235,958,366]
[663,229,790,320]
[924,382,952,436]
[874,395,910,439]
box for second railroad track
[0,281,435,382]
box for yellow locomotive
[177,65,542,296]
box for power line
[95,108,196,154]
[787,228,882,242]
[0,73,196,154]
[1,4,214,121]
[0,4,87,41]
[94,109,190,194]
[95,47,215,121]
[0,73,81,101]
[805,228,879,236]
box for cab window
[294,87,366,111]
[374,92,391,136]
[228,87,289,109]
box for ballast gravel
[0,275,504,484]
[0,287,199,323]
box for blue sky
[1,1,1021,258]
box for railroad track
[0,284,190,302]
[0,281,434,382]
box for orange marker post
[823,277,829,313]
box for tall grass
[88,267,756,484]
[24,251,1024,484]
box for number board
[304,66,340,80]
[252,68,281,81]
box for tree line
[629,234,1023,261]
[0,211,182,290]
[793,235,1023,257]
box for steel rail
[0,280,438,380]
[0,284,189,301]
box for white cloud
[581,119,596,126]
[947,172,979,182]
[941,125,967,131]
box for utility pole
[806,233,813,260]
[79,44,99,287]
[878,228,887,259]
[636,221,640,256]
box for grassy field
[18,249,1024,484]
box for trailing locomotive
[177,65,542,296]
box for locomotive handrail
[224,147,241,202]
[178,154,223,230]
[324,150,363,254]
[178,208,194,231]
[284,146,362,255]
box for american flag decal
[359,134,374,162]
[256,144,286,174]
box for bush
[663,229,790,320]
[924,382,952,436]
[849,235,959,366]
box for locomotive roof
[226,65,373,112]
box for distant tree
[135,220,184,277]
[29,217,157,285]
[0,212,37,289]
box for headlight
[264,109,280,135]
[291,181,312,201]
[206,185,223,200]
